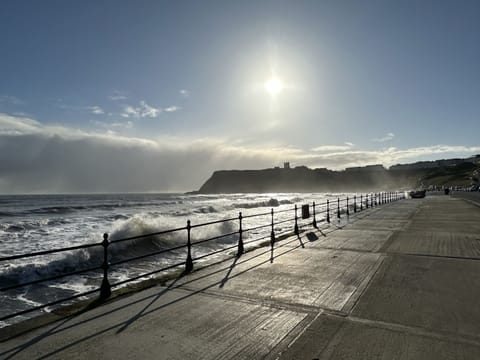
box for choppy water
[0,192,347,327]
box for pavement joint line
[306,244,384,254]
[173,282,348,317]
[460,198,480,208]
[269,311,325,360]
[341,313,480,348]
[172,283,319,313]
[387,251,480,261]
[341,255,386,313]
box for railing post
[354,195,357,213]
[237,212,244,257]
[360,194,363,211]
[366,194,369,208]
[326,200,330,223]
[294,205,299,236]
[346,197,350,216]
[371,194,374,207]
[100,233,111,300]
[312,201,317,228]
[375,193,377,206]
[185,220,193,272]
[337,197,341,219]
[270,208,275,250]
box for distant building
[284,162,290,169]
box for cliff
[195,155,480,194]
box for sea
[0,192,344,327]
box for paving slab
[171,240,382,313]
[279,314,480,360]
[0,286,308,360]
[352,254,480,337]
[387,230,480,258]
[309,229,395,252]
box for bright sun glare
[264,77,284,96]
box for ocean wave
[193,205,218,214]
[233,198,293,209]
[0,218,71,233]
[1,201,161,217]
[0,214,241,289]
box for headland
[194,155,480,193]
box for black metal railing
[0,191,405,323]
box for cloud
[121,101,161,118]
[0,113,42,135]
[88,106,105,115]
[179,89,190,97]
[92,119,134,130]
[311,144,354,152]
[0,95,24,105]
[373,132,395,142]
[1,113,479,194]
[164,106,181,113]
[108,90,128,101]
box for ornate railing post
[326,199,330,223]
[354,195,357,213]
[366,194,369,208]
[100,233,111,300]
[346,197,350,216]
[294,204,299,236]
[360,194,363,210]
[270,208,275,250]
[337,198,341,219]
[237,212,244,257]
[312,201,317,228]
[185,220,193,272]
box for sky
[1,0,479,193]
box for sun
[264,77,284,96]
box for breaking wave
[233,198,294,209]
[0,213,239,289]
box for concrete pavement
[2,194,480,359]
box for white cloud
[108,90,128,101]
[311,144,354,152]
[139,101,161,118]
[121,101,161,118]
[92,119,134,130]
[121,106,137,118]
[0,95,24,105]
[373,132,395,142]
[0,113,42,135]
[179,89,190,97]
[88,106,105,115]
[164,106,181,113]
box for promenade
[2,194,480,359]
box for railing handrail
[0,191,405,323]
